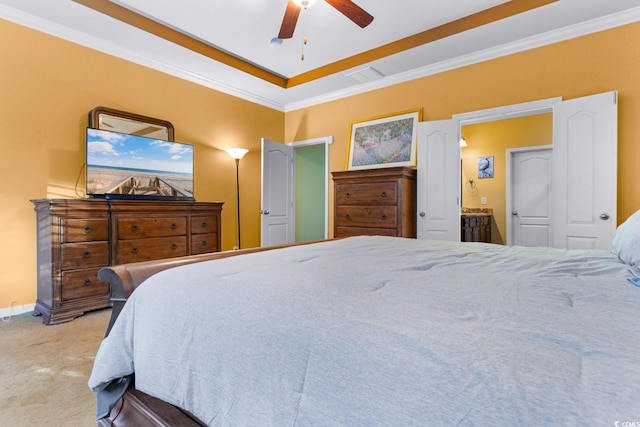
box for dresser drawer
[335,226,397,238]
[336,182,397,205]
[462,215,491,228]
[191,215,218,234]
[117,216,187,239]
[62,218,109,243]
[61,242,109,270]
[335,206,398,228]
[61,268,109,300]
[117,236,187,263]
[191,233,218,255]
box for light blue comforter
[89,236,640,426]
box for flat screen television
[85,128,195,200]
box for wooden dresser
[31,198,223,325]
[332,167,416,238]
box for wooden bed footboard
[97,387,206,427]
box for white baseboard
[0,303,35,319]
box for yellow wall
[3,18,640,312]
[285,22,640,236]
[0,19,283,312]
[461,114,553,244]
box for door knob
[419,211,426,217]
[263,210,270,215]
[512,211,518,216]
[599,213,610,220]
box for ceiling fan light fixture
[293,0,318,9]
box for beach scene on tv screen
[86,128,194,198]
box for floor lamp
[225,148,249,249]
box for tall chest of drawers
[332,167,416,238]
[31,199,223,325]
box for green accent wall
[295,144,326,242]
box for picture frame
[478,156,494,179]
[346,109,421,170]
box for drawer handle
[201,221,208,228]
[381,191,387,198]
[83,225,91,234]
[381,214,387,220]
[171,243,178,249]
[131,224,138,231]
[345,192,351,198]
[83,278,92,286]
[201,240,207,247]
[344,214,350,220]
[170,223,177,230]
[82,250,90,259]
[131,246,138,254]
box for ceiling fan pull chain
[300,7,308,60]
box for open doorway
[460,113,553,245]
[261,136,332,247]
[292,138,332,242]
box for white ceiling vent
[346,67,385,83]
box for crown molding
[0,4,286,111]
[284,6,640,112]
[2,4,639,113]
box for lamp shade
[225,148,249,160]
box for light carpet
[0,309,110,426]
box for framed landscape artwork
[346,109,421,170]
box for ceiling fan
[278,0,374,40]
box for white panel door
[552,91,617,250]
[509,148,553,247]
[416,120,460,241]
[261,138,294,247]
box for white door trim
[453,97,562,125]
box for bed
[89,211,640,426]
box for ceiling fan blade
[278,1,301,39]
[324,0,374,28]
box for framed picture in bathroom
[478,156,494,178]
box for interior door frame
[288,136,333,240]
[453,97,561,244]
